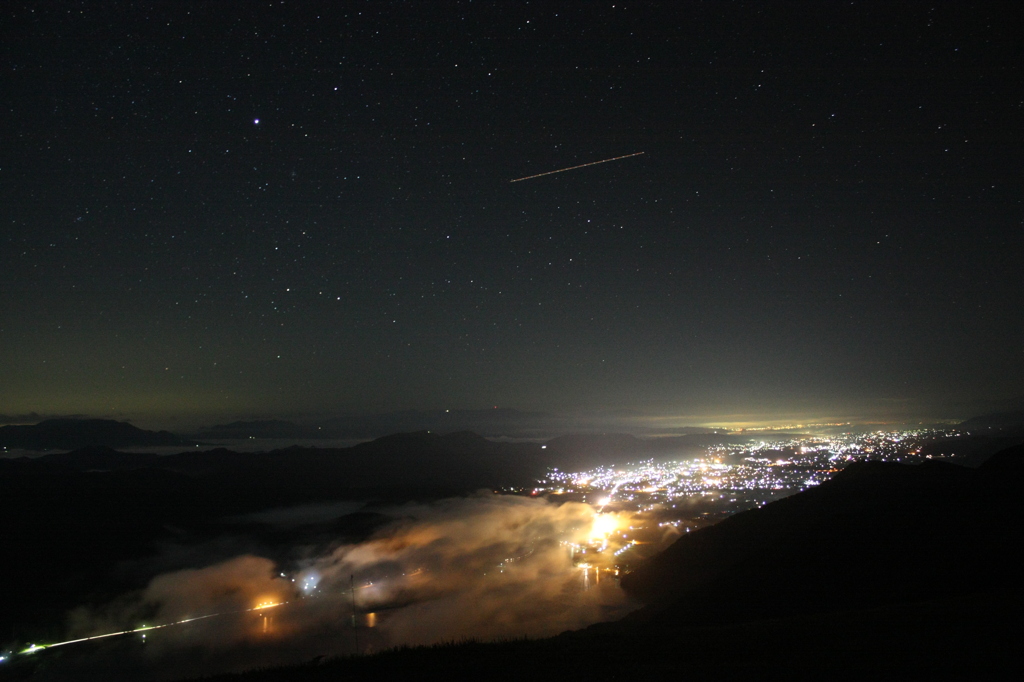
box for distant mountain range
[959,409,1024,431]
[0,418,192,450]
[0,415,738,468]
[15,408,1024,456]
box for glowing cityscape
[538,429,967,573]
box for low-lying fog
[38,494,638,680]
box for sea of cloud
[50,493,637,680]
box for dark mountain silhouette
[0,418,191,450]
[959,409,1024,431]
[0,411,49,423]
[913,409,1024,466]
[1,430,550,487]
[182,589,1020,681]
[40,445,162,470]
[979,441,1024,477]
[917,431,1024,467]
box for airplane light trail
[510,152,644,183]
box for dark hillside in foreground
[618,444,1024,625]
[188,588,1021,681]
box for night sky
[2,1,1021,429]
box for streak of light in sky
[509,152,644,183]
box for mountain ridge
[0,418,192,450]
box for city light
[536,428,966,573]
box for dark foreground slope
[190,589,1020,681]
[188,444,1024,682]
[619,445,1024,625]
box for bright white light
[299,570,320,592]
